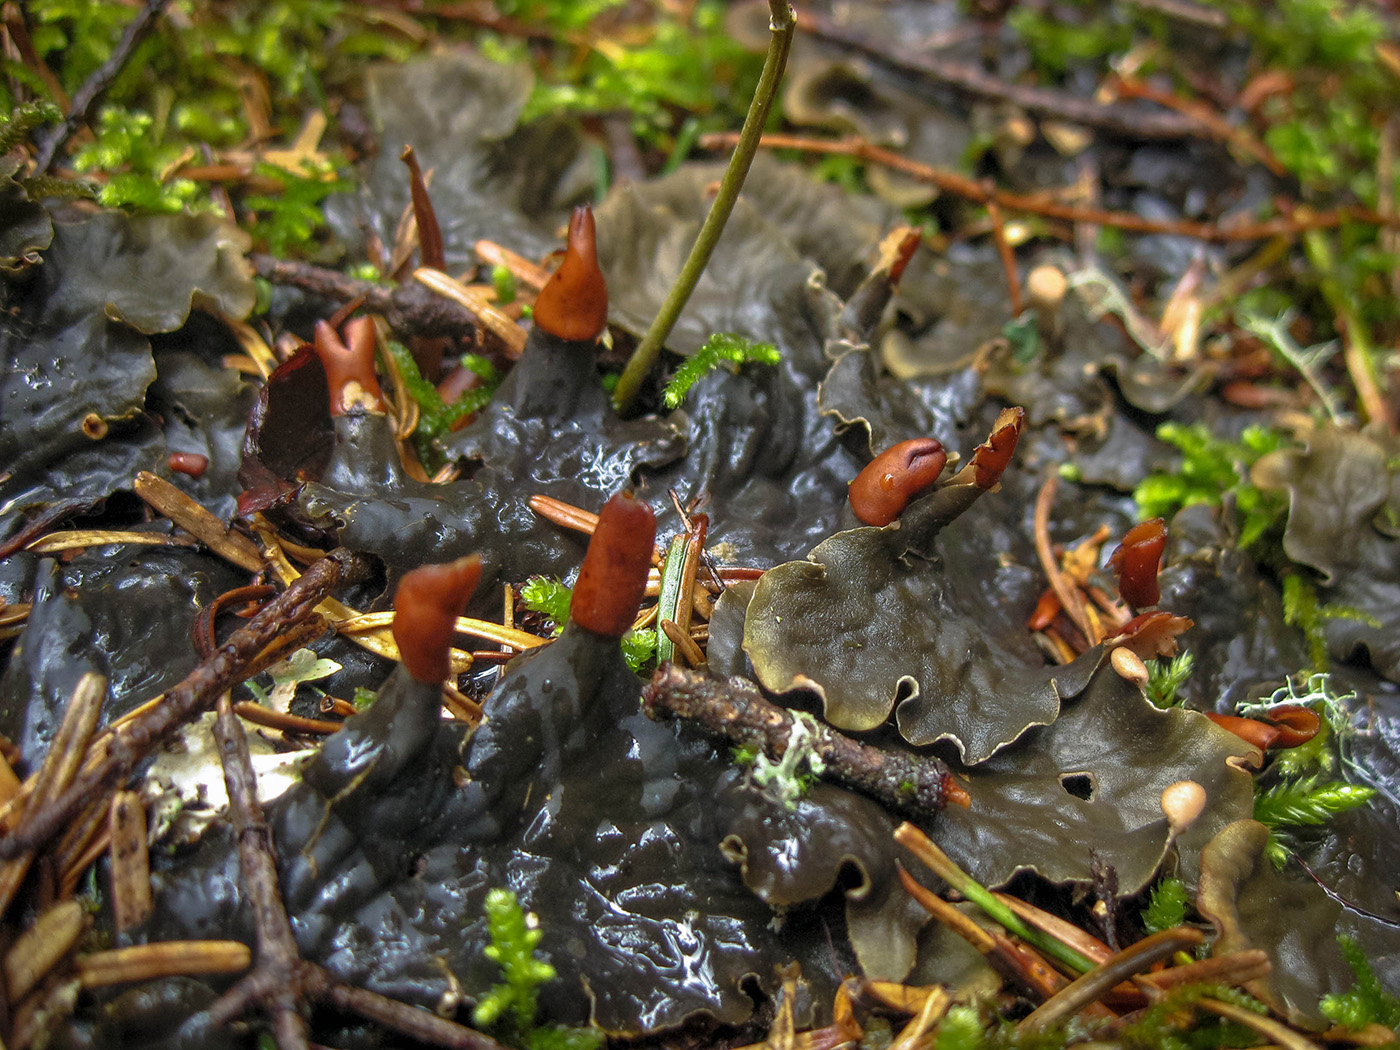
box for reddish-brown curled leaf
[1109,518,1168,608]
[848,438,948,526]
[1260,705,1322,749]
[1027,589,1062,631]
[1105,611,1193,659]
[533,205,608,343]
[571,492,656,638]
[1204,713,1280,751]
[393,554,482,683]
[971,406,1025,489]
[315,316,385,416]
[168,452,209,478]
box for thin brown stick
[0,674,107,915]
[698,132,1400,240]
[302,966,510,1050]
[232,701,342,736]
[1107,72,1283,175]
[1032,476,1096,645]
[1017,926,1205,1033]
[672,513,708,642]
[984,192,1022,316]
[474,240,550,291]
[660,620,706,668]
[0,550,364,861]
[896,866,1067,1001]
[205,694,309,1049]
[800,9,1206,143]
[643,665,967,815]
[134,471,265,573]
[1133,949,1271,994]
[4,899,87,1002]
[77,941,251,988]
[250,254,490,339]
[992,892,1113,967]
[2,3,71,106]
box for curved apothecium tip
[393,554,483,683]
[533,205,609,343]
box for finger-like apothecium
[392,554,483,683]
[315,315,386,416]
[533,205,609,343]
[570,492,656,638]
[1109,518,1167,609]
[849,438,948,526]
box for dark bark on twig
[34,0,174,173]
[186,583,511,1049]
[205,694,310,1049]
[700,131,1400,241]
[642,664,967,817]
[800,9,1209,143]
[0,549,366,860]
[304,968,511,1050]
[250,253,483,338]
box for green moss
[517,576,656,673]
[1142,876,1190,934]
[1320,934,1400,1030]
[662,332,780,410]
[1145,652,1194,710]
[498,0,760,144]
[1254,775,1376,867]
[1281,574,1380,674]
[518,577,572,636]
[933,1005,985,1050]
[383,341,500,467]
[1133,422,1289,550]
[244,159,348,257]
[473,889,604,1050]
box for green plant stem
[894,823,1098,975]
[654,534,689,664]
[611,0,796,414]
[1302,229,1390,427]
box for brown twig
[1133,949,1271,994]
[34,0,174,172]
[1032,476,1096,645]
[249,254,487,339]
[134,471,265,573]
[1107,71,1284,175]
[698,132,1400,241]
[1,4,70,106]
[1017,926,1206,1034]
[0,549,365,861]
[303,968,510,1050]
[205,694,311,1049]
[984,191,1022,316]
[642,665,968,816]
[199,665,511,1049]
[232,702,343,736]
[896,866,1074,1003]
[800,9,1212,142]
[0,674,106,915]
